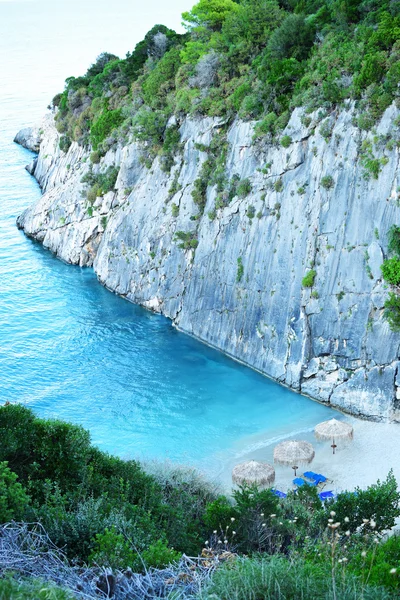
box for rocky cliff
[16,104,400,421]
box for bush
[90,151,101,164]
[90,109,124,150]
[174,231,198,250]
[142,47,181,108]
[0,462,30,523]
[236,257,244,282]
[384,293,400,331]
[321,175,334,190]
[329,471,400,534]
[89,527,136,570]
[388,225,400,256]
[280,135,292,148]
[246,205,255,219]
[141,539,181,569]
[0,404,92,500]
[267,14,315,61]
[254,112,277,137]
[237,179,252,198]
[302,270,316,287]
[132,108,168,146]
[381,258,400,286]
[59,135,71,153]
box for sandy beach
[217,417,400,496]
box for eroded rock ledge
[15,105,400,421]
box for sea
[0,0,338,479]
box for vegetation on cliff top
[53,0,400,159]
[1,403,400,597]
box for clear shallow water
[0,0,339,477]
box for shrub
[90,151,101,164]
[329,471,400,534]
[0,404,91,499]
[267,14,315,61]
[59,135,71,153]
[246,205,255,219]
[384,293,400,331]
[141,539,181,569]
[302,270,316,287]
[237,179,252,198]
[254,112,277,137]
[280,135,292,148]
[89,527,136,570]
[236,257,244,282]
[0,462,30,523]
[142,47,181,108]
[381,258,400,286]
[274,178,283,193]
[321,175,334,190]
[388,225,400,256]
[171,203,179,217]
[90,109,124,150]
[174,231,198,250]
[319,120,333,141]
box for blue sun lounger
[272,489,287,498]
[303,471,328,484]
[319,490,335,501]
[293,477,317,487]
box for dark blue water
[0,0,337,477]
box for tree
[221,0,284,59]
[267,13,315,61]
[86,53,119,79]
[122,25,181,83]
[182,0,240,32]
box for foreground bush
[0,403,399,597]
[0,404,216,563]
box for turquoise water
[0,0,338,477]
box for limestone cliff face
[16,105,400,421]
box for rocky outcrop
[16,105,400,421]
[14,125,42,153]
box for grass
[0,577,73,600]
[198,555,393,600]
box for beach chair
[293,477,317,487]
[272,489,287,498]
[303,471,328,484]
[319,490,336,501]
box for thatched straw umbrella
[273,440,315,476]
[232,460,275,488]
[314,418,353,454]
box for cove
[0,136,339,479]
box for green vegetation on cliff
[53,0,400,160]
